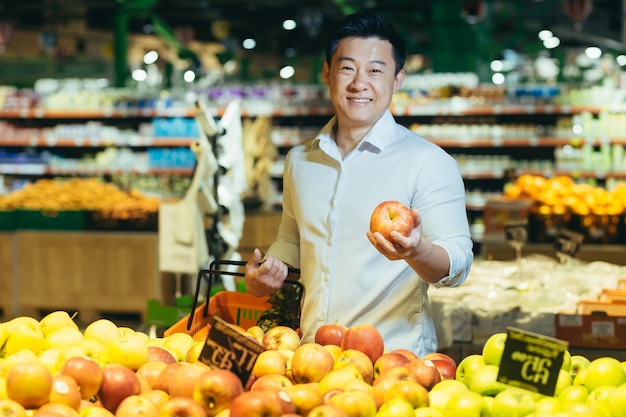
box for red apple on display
[284,383,324,416]
[59,356,103,400]
[0,399,27,417]
[261,326,301,351]
[135,361,168,391]
[314,324,347,347]
[6,360,53,409]
[406,359,441,391]
[481,332,507,367]
[193,368,243,417]
[340,324,385,363]
[308,404,350,417]
[373,352,410,380]
[250,374,294,392]
[97,364,141,413]
[48,374,82,410]
[229,390,283,417]
[114,395,159,417]
[369,200,415,241]
[291,343,335,384]
[159,397,206,417]
[146,346,177,365]
[430,359,456,380]
[391,349,419,363]
[168,363,208,399]
[422,352,456,369]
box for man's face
[323,36,404,130]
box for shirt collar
[313,109,396,152]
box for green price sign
[497,327,569,396]
[198,316,263,385]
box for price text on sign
[199,316,263,385]
[505,220,528,243]
[554,228,584,258]
[498,327,569,396]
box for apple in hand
[369,201,414,241]
[314,324,347,347]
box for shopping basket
[164,259,303,337]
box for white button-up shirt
[267,110,473,356]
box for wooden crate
[16,231,159,323]
[0,233,15,319]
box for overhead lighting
[132,69,147,82]
[279,65,295,79]
[242,38,256,50]
[543,36,560,49]
[490,60,504,72]
[143,50,159,65]
[183,70,196,82]
[616,55,626,66]
[491,73,505,85]
[585,46,602,60]
[538,30,553,41]
[283,19,297,30]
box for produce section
[1,308,626,417]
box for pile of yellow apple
[1,312,626,417]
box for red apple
[135,361,168,390]
[33,403,80,417]
[373,365,414,387]
[146,346,177,364]
[391,349,419,362]
[430,358,457,380]
[193,368,243,417]
[284,383,323,416]
[0,399,27,417]
[373,352,410,380]
[314,324,347,347]
[250,374,293,392]
[168,362,208,399]
[48,374,82,410]
[229,390,283,417]
[340,324,385,364]
[152,362,185,394]
[406,358,441,391]
[59,356,103,400]
[97,364,142,413]
[291,343,335,384]
[159,397,206,417]
[369,201,414,240]
[261,326,301,351]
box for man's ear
[322,62,331,85]
[393,69,406,93]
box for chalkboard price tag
[498,327,569,396]
[553,228,584,258]
[505,219,528,244]
[198,316,263,385]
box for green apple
[587,385,616,410]
[442,390,490,417]
[375,398,415,417]
[554,368,573,397]
[569,355,590,379]
[534,396,563,414]
[608,382,626,417]
[561,350,571,373]
[414,407,442,417]
[468,364,507,397]
[557,384,588,405]
[562,402,607,417]
[491,387,536,417]
[481,333,507,367]
[429,379,468,395]
[455,354,485,387]
[584,357,626,392]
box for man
[244,11,473,356]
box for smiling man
[245,10,473,357]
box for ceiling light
[490,60,504,72]
[143,50,159,65]
[543,36,560,49]
[585,46,602,60]
[279,65,295,79]
[242,38,256,50]
[538,30,553,41]
[183,70,196,82]
[132,69,147,82]
[283,19,297,30]
[491,73,505,85]
[616,55,626,66]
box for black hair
[324,10,406,74]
